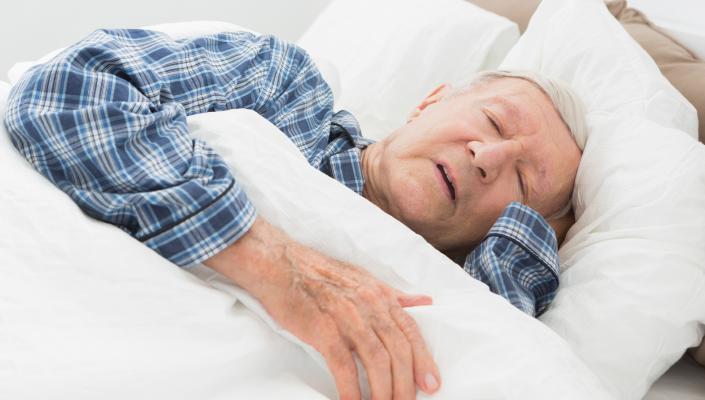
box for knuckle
[338,299,359,319]
[380,286,398,302]
[395,308,421,338]
[357,286,381,304]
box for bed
[2,0,705,399]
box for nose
[467,140,522,182]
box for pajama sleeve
[3,29,334,266]
[463,202,561,316]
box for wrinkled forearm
[204,217,290,299]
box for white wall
[3,0,703,80]
[1,0,332,79]
[629,0,705,29]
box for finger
[372,315,416,400]
[339,304,393,400]
[390,305,441,394]
[395,291,433,308]
[318,335,361,400]
[352,330,394,400]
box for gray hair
[449,70,588,220]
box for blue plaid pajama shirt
[4,29,560,316]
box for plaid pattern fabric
[4,29,368,266]
[464,202,560,316]
[4,29,560,315]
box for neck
[361,142,388,212]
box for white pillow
[500,0,697,138]
[498,0,705,398]
[297,0,519,141]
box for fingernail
[424,373,439,391]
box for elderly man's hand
[205,217,441,399]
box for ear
[406,83,452,123]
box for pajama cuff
[142,180,257,267]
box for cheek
[469,181,519,228]
[389,171,435,223]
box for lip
[434,160,457,204]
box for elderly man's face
[365,77,582,253]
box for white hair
[450,70,588,220]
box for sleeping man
[4,30,585,399]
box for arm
[5,29,440,397]
[4,28,333,266]
[205,217,441,398]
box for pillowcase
[499,0,705,398]
[608,0,705,363]
[297,0,519,141]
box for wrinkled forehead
[454,78,563,138]
[463,78,551,114]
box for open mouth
[436,164,456,201]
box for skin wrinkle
[360,77,581,254]
[287,244,369,320]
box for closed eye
[485,111,501,136]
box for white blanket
[0,86,611,398]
